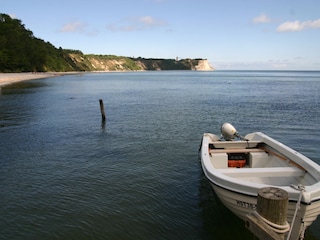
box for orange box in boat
[228,160,246,168]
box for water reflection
[0,80,48,129]
[1,81,48,95]
[199,168,253,239]
[101,119,106,132]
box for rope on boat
[299,225,306,240]
[287,184,306,240]
[253,211,290,234]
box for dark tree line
[0,13,83,72]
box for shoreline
[0,72,80,87]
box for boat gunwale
[203,171,320,205]
[200,132,320,205]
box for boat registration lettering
[236,200,256,209]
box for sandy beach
[0,72,77,87]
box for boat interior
[208,140,317,186]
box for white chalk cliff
[194,60,214,71]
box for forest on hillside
[0,13,88,72]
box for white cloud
[252,14,271,23]
[60,21,86,33]
[214,59,296,70]
[277,19,320,32]
[139,16,163,26]
[268,59,290,69]
[107,16,167,32]
[9,14,17,19]
[59,21,99,36]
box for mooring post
[99,99,106,122]
[245,187,289,240]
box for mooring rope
[253,211,290,234]
[287,184,306,240]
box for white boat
[200,123,320,239]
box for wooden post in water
[246,187,289,240]
[99,99,106,122]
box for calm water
[0,71,320,239]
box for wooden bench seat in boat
[209,151,270,169]
[218,167,306,178]
[209,141,262,149]
[209,148,265,154]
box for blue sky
[2,0,320,70]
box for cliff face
[194,60,214,71]
[69,54,214,71]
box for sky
[2,0,320,70]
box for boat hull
[209,182,320,228]
[200,131,320,238]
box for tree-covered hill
[0,13,213,72]
[0,14,84,72]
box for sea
[0,70,319,240]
